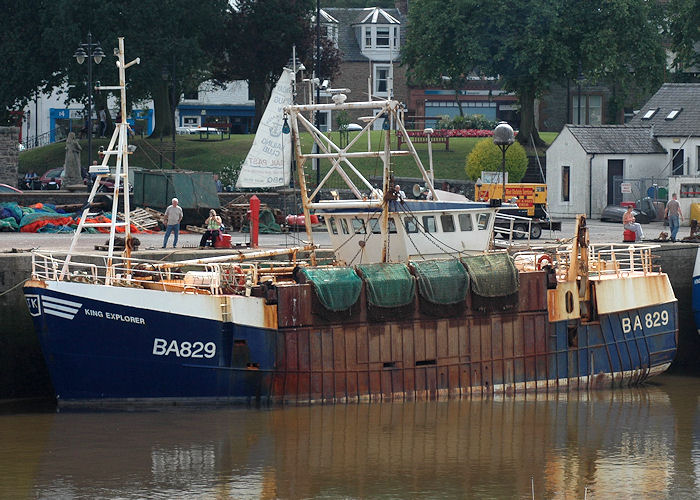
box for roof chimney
[395,0,408,15]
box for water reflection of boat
[9,378,700,498]
[23,38,677,406]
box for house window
[376,27,390,47]
[666,109,682,120]
[365,27,372,48]
[588,95,602,125]
[374,66,390,96]
[393,27,399,49]
[317,110,331,132]
[562,166,570,202]
[680,184,700,198]
[642,108,658,119]
[572,95,602,125]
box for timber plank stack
[218,195,265,231]
[117,208,161,232]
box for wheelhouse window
[422,215,437,233]
[369,217,397,234]
[405,217,419,234]
[329,217,338,234]
[440,214,455,232]
[561,166,570,202]
[340,218,349,234]
[388,217,397,233]
[352,218,366,234]
[477,213,490,230]
[458,213,473,231]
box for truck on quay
[475,183,561,239]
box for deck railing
[30,252,274,295]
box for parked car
[0,183,23,194]
[600,206,651,224]
[39,167,63,189]
[600,197,656,224]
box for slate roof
[627,83,700,137]
[566,125,666,154]
[323,8,407,62]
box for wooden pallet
[186,225,206,234]
[117,208,161,231]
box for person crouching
[199,209,222,248]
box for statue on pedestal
[62,131,84,190]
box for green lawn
[19,130,557,185]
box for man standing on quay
[665,193,683,242]
[163,198,183,248]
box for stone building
[0,127,19,186]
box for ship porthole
[565,290,574,313]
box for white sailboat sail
[236,68,294,188]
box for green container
[133,169,220,210]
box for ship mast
[60,38,140,283]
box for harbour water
[2,374,700,499]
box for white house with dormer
[320,6,407,129]
[546,83,700,220]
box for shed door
[607,160,623,205]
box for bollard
[250,195,260,248]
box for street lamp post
[161,60,177,168]
[74,33,105,168]
[493,121,515,202]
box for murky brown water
[2,374,700,499]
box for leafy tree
[213,0,308,131]
[0,1,73,121]
[321,0,394,7]
[666,0,700,81]
[403,0,666,146]
[401,0,488,117]
[465,138,527,182]
[0,0,226,138]
[212,0,341,131]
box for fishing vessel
[23,39,678,405]
[693,248,700,335]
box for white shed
[546,125,666,219]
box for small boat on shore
[23,38,678,406]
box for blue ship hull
[24,284,276,403]
[693,248,700,336]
